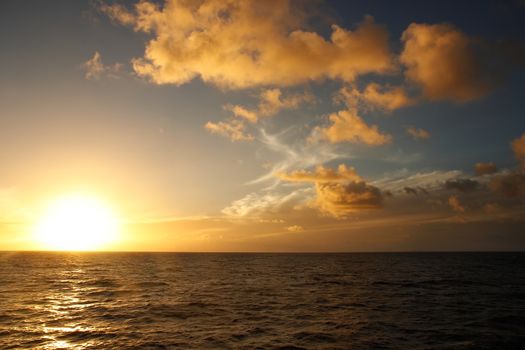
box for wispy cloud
[405,126,430,140]
[204,119,254,142]
[82,51,123,80]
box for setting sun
[34,195,120,251]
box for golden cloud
[312,109,392,145]
[102,1,395,88]
[337,83,415,112]
[278,164,361,183]
[287,225,304,232]
[314,181,383,218]
[204,119,253,142]
[222,88,313,124]
[224,104,258,123]
[401,23,507,102]
[278,164,383,218]
[448,195,465,213]
[258,88,315,117]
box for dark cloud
[403,186,429,195]
[445,178,480,193]
[489,172,525,198]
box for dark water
[0,252,524,349]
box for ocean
[0,252,523,349]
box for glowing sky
[1,0,525,251]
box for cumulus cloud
[82,51,123,80]
[312,109,392,145]
[445,178,480,193]
[337,83,415,112]
[512,133,525,171]
[400,23,514,102]
[405,126,430,140]
[101,1,394,88]
[278,164,383,218]
[474,162,498,176]
[448,195,465,213]
[314,181,383,217]
[204,119,253,142]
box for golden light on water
[33,195,120,251]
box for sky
[1,0,525,252]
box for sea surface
[0,252,524,349]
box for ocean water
[0,252,524,349]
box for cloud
[222,188,309,217]
[258,88,314,116]
[82,51,123,80]
[403,186,428,195]
[102,1,395,88]
[222,88,313,125]
[405,126,430,140]
[337,83,415,112]
[400,23,514,102]
[312,109,392,145]
[486,134,525,197]
[204,119,254,142]
[224,104,258,123]
[444,178,480,193]
[287,225,304,232]
[373,169,462,193]
[277,164,361,183]
[314,181,384,218]
[248,128,343,186]
[99,3,135,26]
[474,162,498,176]
[448,195,465,213]
[489,172,525,198]
[278,164,383,218]
[512,133,525,171]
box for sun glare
[34,195,120,251]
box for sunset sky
[1,0,525,251]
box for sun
[34,195,120,251]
